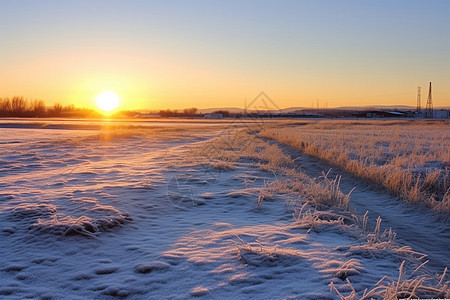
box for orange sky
[1,1,449,110]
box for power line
[416,86,421,112]
[425,82,433,118]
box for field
[0,119,449,299]
[260,120,450,213]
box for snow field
[0,123,448,299]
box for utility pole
[416,86,421,112]
[425,82,433,118]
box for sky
[0,0,449,110]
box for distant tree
[212,110,231,117]
[11,96,27,115]
[0,98,12,113]
[183,107,198,116]
[54,103,63,111]
[159,109,169,117]
[64,104,75,111]
[30,99,46,117]
[159,109,181,117]
[47,103,64,117]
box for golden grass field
[259,119,450,214]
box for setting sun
[96,91,120,112]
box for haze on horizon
[1,0,449,111]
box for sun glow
[96,91,120,112]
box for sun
[96,91,120,112]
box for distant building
[203,114,223,119]
[255,112,324,118]
[406,111,424,118]
[355,111,407,118]
[433,110,450,119]
[355,110,449,119]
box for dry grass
[330,261,450,299]
[187,130,293,171]
[260,168,354,210]
[178,130,356,210]
[97,124,225,142]
[329,210,449,299]
[173,127,448,298]
[260,120,450,213]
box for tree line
[0,97,238,118]
[0,97,98,117]
[157,108,235,117]
[158,108,199,117]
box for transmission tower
[425,82,433,118]
[416,86,421,112]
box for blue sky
[1,0,449,109]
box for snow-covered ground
[0,120,448,299]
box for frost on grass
[7,202,131,238]
[163,221,367,284]
[180,131,294,172]
[10,203,56,219]
[260,120,450,213]
[162,129,448,297]
[331,261,450,300]
[32,212,131,238]
[161,209,449,299]
[166,129,449,298]
[1,122,448,298]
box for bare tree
[11,97,27,115]
[0,98,12,113]
[183,107,198,115]
[30,99,46,117]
